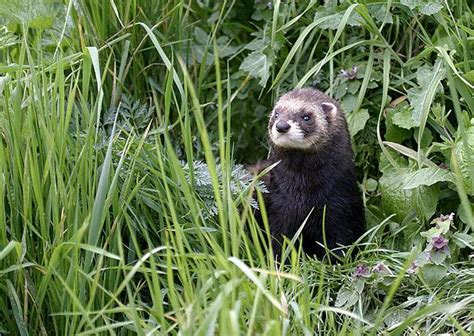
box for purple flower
[432,235,448,251]
[353,264,371,278]
[407,262,418,274]
[373,262,390,275]
[340,66,358,80]
[439,213,454,222]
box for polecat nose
[276,121,290,133]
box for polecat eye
[302,115,311,121]
[274,111,279,118]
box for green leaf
[0,0,59,28]
[347,80,361,95]
[192,28,237,65]
[384,309,408,329]
[419,264,447,286]
[407,62,445,127]
[414,127,433,148]
[192,27,213,65]
[421,216,451,239]
[0,241,21,261]
[315,11,361,30]
[420,2,443,15]
[402,167,454,189]
[245,38,268,51]
[371,4,393,24]
[380,168,439,221]
[465,70,474,84]
[392,106,417,130]
[366,178,378,192]
[335,287,358,308]
[401,0,443,15]
[341,94,357,113]
[347,109,369,137]
[430,250,448,265]
[239,51,272,87]
[216,36,238,58]
[352,278,365,294]
[452,232,474,249]
[385,107,413,142]
[0,27,18,49]
[453,126,474,195]
[458,202,474,226]
[415,251,430,267]
[401,0,420,10]
[6,280,28,336]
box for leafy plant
[0,0,472,334]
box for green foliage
[0,0,473,334]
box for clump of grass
[0,0,473,334]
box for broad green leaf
[430,250,448,265]
[192,28,237,65]
[347,108,369,137]
[452,232,474,249]
[392,106,417,130]
[378,150,409,174]
[0,0,60,28]
[384,309,409,329]
[318,11,362,30]
[335,287,358,308]
[401,0,420,10]
[401,0,443,15]
[239,51,272,87]
[313,3,392,30]
[407,62,445,127]
[414,128,433,148]
[420,2,443,15]
[453,126,474,195]
[458,202,474,226]
[245,37,269,51]
[402,167,454,189]
[380,169,439,221]
[341,94,358,112]
[385,107,413,142]
[0,27,18,49]
[371,4,393,24]
[192,27,213,65]
[419,264,447,286]
[420,216,451,238]
[366,178,378,192]
[465,70,474,84]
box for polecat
[251,88,365,259]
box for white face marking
[269,94,335,150]
[270,119,311,149]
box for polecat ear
[321,102,337,121]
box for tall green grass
[0,0,473,334]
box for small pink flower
[439,213,454,222]
[353,264,371,278]
[340,66,358,80]
[432,235,448,251]
[373,262,390,274]
[407,262,418,274]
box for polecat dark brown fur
[251,88,365,259]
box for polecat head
[268,88,344,151]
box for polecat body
[253,88,365,259]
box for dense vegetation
[0,0,473,334]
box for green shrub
[0,0,472,334]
